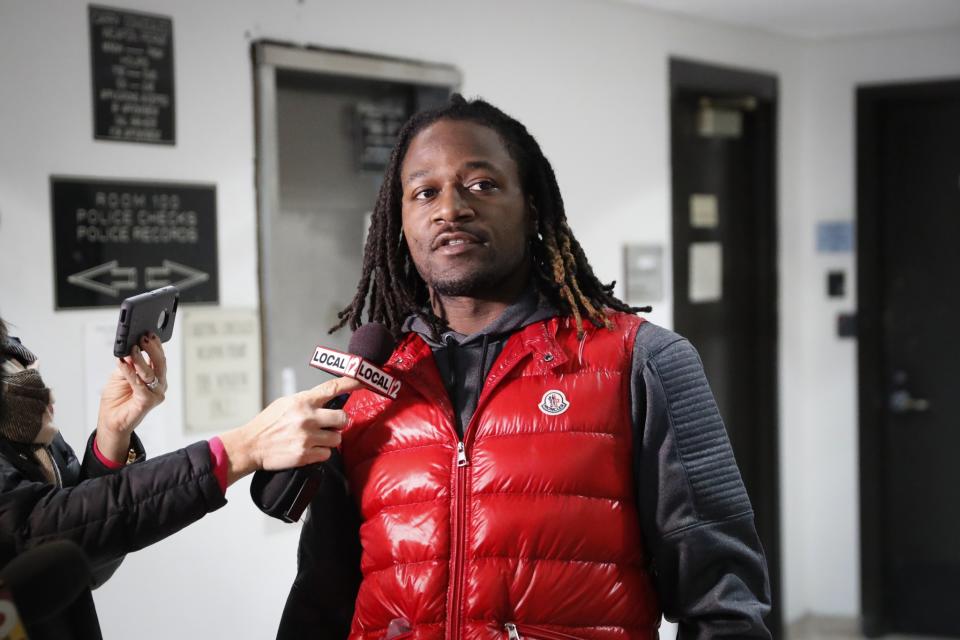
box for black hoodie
[402,285,557,436]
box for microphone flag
[309,346,401,399]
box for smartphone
[113,286,180,357]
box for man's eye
[468,180,496,192]
[414,188,436,200]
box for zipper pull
[504,622,520,640]
[456,441,469,467]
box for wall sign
[51,177,218,309]
[623,244,664,304]
[689,242,723,303]
[183,309,261,433]
[354,100,408,170]
[689,193,719,229]
[89,5,175,144]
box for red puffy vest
[341,312,660,640]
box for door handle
[889,389,931,414]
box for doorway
[857,78,960,637]
[252,43,458,402]
[669,58,781,637]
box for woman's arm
[0,377,361,574]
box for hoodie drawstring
[443,335,461,436]
[444,334,458,391]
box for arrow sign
[52,178,218,308]
[145,260,210,291]
[67,260,137,297]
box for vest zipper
[503,623,588,640]
[448,440,470,640]
[445,331,540,640]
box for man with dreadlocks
[275,95,771,639]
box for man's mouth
[433,230,485,250]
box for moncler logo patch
[538,389,569,415]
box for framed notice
[689,242,723,303]
[623,244,664,305]
[183,309,261,433]
[89,5,175,144]
[51,177,218,309]
[354,100,409,170]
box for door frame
[856,77,960,637]
[669,57,781,636]
[251,41,460,404]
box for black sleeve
[630,325,772,638]
[75,430,148,587]
[0,438,226,576]
[277,451,362,640]
[78,429,147,481]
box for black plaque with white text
[89,5,175,144]
[51,177,218,309]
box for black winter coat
[0,429,227,639]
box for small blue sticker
[817,221,854,253]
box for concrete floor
[785,616,957,640]
[658,616,958,639]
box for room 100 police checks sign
[51,177,219,309]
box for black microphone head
[348,323,396,366]
[0,540,92,623]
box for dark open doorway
[669,57,781,637]
[857,78,960,638]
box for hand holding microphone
[251,323,398,522]
[217,376,365,487]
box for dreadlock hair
[332,94,647,339]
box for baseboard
[787,613,860,639]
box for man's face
[400,119,532,299]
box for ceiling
[613,0,960,39]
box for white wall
[1,0,958,636]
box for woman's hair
[332,94,645,338]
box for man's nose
[433,185,475,223]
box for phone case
[113,286,180,357]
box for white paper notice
[689,194,719,229]
[689,242,723,303]
[623,244,664,304]
[183,309,261,433]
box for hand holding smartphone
[113,286,180,357]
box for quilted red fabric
[341,313,660,640]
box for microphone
[309,323,399,408]
[0,540,92,636]
[250,323,397,522]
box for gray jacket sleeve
[630,322,771,638]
